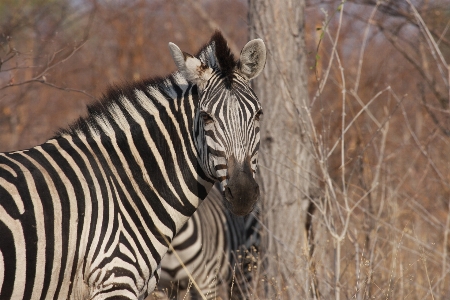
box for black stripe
[0,220,16,299]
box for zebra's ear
[169,42,213,87]
[237,39,266,80]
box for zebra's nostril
[225,186,233,200]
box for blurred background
[0,0,249,151]
[2,0,450,298]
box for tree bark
[248,0,314,298]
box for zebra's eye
[201,112,214,125]
[255,110,263,121]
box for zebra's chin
[224,197,258,216]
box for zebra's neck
[54,73,214,235]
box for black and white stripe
[0,32,266,299]
[157,183,260,300]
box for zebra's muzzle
[224,156,259,216]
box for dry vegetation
[1,0,450,299]
[302,0,450,299]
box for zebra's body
[157,184,260,299]
[0,32,266,299]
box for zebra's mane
[55,77,169,138]
[56,31,236,138]
[196,31,237,87]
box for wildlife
[0,31,266,299]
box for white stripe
[0,163,17,177]
[216,169,227,178]
[119,243,136,263]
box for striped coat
[0,32,266,299]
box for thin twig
[354,1,380,93]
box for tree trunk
[248,1,314,298]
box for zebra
[155,183,260,300]
[0,31,266,299]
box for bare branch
[0,40,92,99]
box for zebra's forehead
[200,76,261,113]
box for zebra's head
[169,32,266,216]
